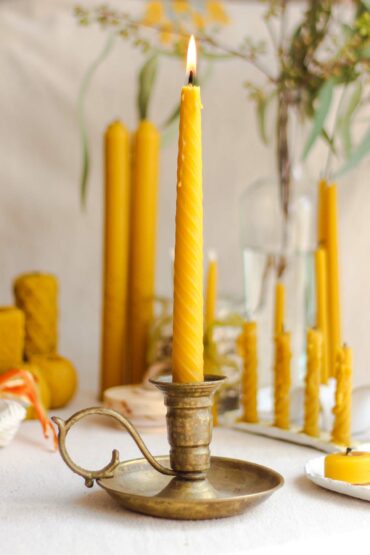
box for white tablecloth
[1,392,370,555]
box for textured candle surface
[0,307,25,371]
[315,248,329,384]
[331,345,352,446]
[241,321,258,423]
[274,282,285,336]
[326,184,341,378]
[172,84,204,383]
[101,121,130,394]
[129,120,159,384]
[273,331,291,429]
[14,273,58,357]
[303,328,322,437]
[205,255,218,330]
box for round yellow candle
[331,345,352,446]
[128,120,160,384]
[241,321,258,423]
[0,307,25,372]
[274,282,285,336]
[13,273,58,358]
[273,331,291,430]
[326,184,341,378]
[205,250,218,330]
[303,328,322,437]
[172,36,204,383]
[315,248,329,384]
[101,121,131,394]
[325,451,370,484]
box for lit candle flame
[186,35,197,82]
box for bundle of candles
[239,180,352,447]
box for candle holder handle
[52,407,175,488]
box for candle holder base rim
[97,454,283,520]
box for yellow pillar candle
[331,345,352,446]
[13,273,58,358]
[205,250,218,330]
[303,328,322,437]
[274,282,285,336]
[315,248,329,384]
[273,331,291,429]
[0,307,25,372]
[101,121,131,394]
[326,184,341,378]
[172,36,204,383]
[241,321,258,423]
[325,451,370,484]
[129,120,160,384]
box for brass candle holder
[52,374,283,520]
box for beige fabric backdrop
[0,0,369,390]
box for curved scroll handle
[52,407,175,488]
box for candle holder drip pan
[52,375,283,520]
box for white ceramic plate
[305,454,370,502]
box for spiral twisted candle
[273,331,291,430]
[241,321,258,423]
[331,345,352,446]
[172,84,204,383]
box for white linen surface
[1,392,370,555]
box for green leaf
[361,0,370,9]
[256,92,275,145]
[137,54,158,121]
[302,78,335,161]
[337,82,362,157]
[321,128,336,154]
[77,30,118,207]
[336,124,370,178]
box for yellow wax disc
[325,452,370,484]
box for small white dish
[305,454,370,502]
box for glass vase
[240,177,316,390]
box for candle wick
[188,70,194,86]
[345,447,353,456]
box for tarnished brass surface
[98,455,284,520]
[53,375,284,519]
[150,374,226,479]
[52,407,175,488]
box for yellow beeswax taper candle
[331,345,352,446]
[172,36,204,383]
[205,250,218,330]
[315,248,329,384]
[303,328,322,437]
[241,321,258,423]
[326,184,341,378]
[274,282,285,336]
[101,121,130,394]
[273,331,291,429]
[129,120,160,384]
[317,179,327,246]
